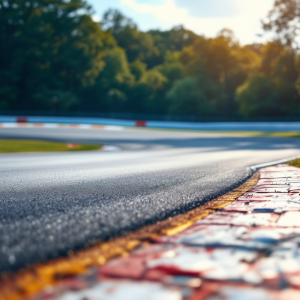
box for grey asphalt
[1,127,300,274]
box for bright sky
[89,0,274,45]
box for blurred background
[1,0,299,122]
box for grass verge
[130,127,300,137]
[287,158,300,168]
[0,140,101,153]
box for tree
[148,25,198,67]
[236,74,279,117]
[167,76,219,116]
[157,51,186,87]
[178,30,261,116]
[130,60,147,81]
[2,2,299,118]
[80,47,134,112]
[263,0,300,48]
[101,9,158,64]
[0,0,115,110]
[135,69,168,114]
[236,42,300,117]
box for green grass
[221,131,300,137]
[0,139,102,153]
[287,158,300,168]
[257,132,300,138]
[129,127,300,137]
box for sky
[89,0,274,45]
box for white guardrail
[2,115,300,132]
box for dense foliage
[1,0,300,117]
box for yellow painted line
[0,172,259,300]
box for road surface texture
[1,127,300,274]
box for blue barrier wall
[2,115,300,132]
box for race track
[1,127,300,274]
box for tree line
[1,0,300,118]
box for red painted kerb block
[135,120,147,127]
[16,117,28,123]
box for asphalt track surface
[1,127,300,274]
